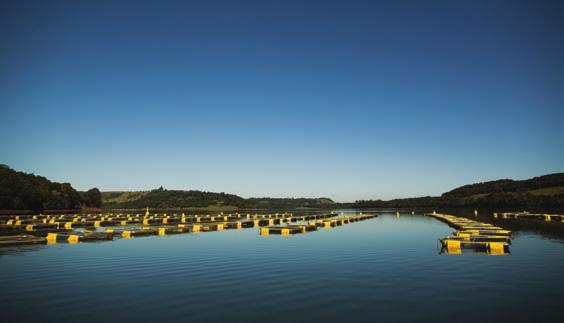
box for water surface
[1,212,563,322]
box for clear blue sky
[1,0,563,202]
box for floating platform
[260,226,307,236]
[45,232,114,244]
[440,238,510,255]
[0,212,375,247]
[453,231,511,243]
[493,212,564,222]
[259,214,377,236]
[425,213,512,255]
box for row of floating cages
[493,211,564,222]
[0,213,334,235]
[1,212,298,226]
[427,213,512,255]
[259,214,377,236]
[439,238,510,255]
[0,212,355,246]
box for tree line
[2,164,563,211]
[352,173,564,209]
[102,187,335,210]
[0,164,102,211]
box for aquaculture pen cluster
[259,214,377,236]
[426,212,512,255]
[0,212,377,247]
[493,211,564,222]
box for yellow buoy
[46,233,57,244]
[67,235,79,244]
[487,242,505,254]
[445,240,461,250]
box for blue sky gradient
[1,0,563,201]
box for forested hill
[353,173,564,208]
[102,188,247,210]
[0,165,102,211]
[2,164,563,211]
[102,188,335,210]
[441,173,564,198]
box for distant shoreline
[2,164,563,213]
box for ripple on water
[1,214,563,323]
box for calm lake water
[1,211,563,323]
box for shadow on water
[0,244,47,257]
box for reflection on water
[360,208,564,242]
[0,244,47,256]
[1,212,563,323]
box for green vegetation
[102,187,248,209]
[102,187,335,210]
[441,174,564,198]
[353,174,564,209]
[1,164,562,211]
[80,188,103,208]
[245,197,335,210]
[0,164,102,211]
[528,186,564,196]
[102,191,149,204]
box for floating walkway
[493,211,564,222]
[45,231,113,244]
[259,214,377,236]
[425,212,512,255]
[0,212,369,247]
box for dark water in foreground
[1,212,563,323]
